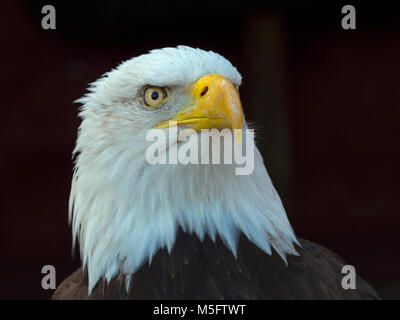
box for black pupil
[151,91,159,100]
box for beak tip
[234,130,242,143]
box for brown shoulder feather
[52,233,380,300]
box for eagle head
[70,46,298,292]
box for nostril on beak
[200,86,208,97]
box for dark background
[1,0,399,299]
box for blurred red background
[1,1,399,299]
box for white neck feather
[70,127,299,293]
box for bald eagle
[53,46,379,300]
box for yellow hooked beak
[154,74,243,142]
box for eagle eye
[143,87,168,108]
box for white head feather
[69,46,299,293]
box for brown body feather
[53,230,379,300]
